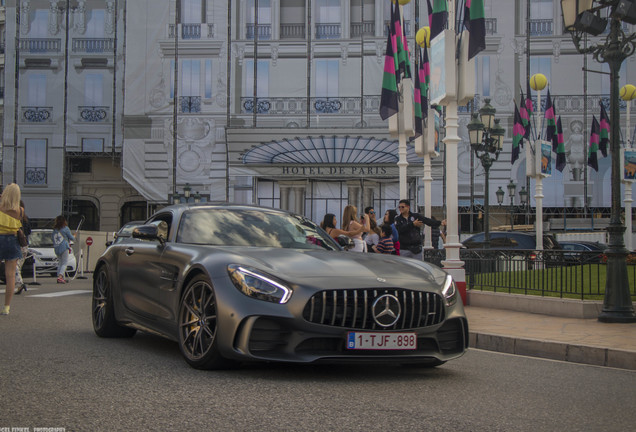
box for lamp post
[561,0,636,322]
[519,186,529,225]
[507,180,517,230]
[621,83,636,252]
[467,99,506,247]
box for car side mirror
[336,234,354,251]
[132,221,168,244]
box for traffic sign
[86,237,93,246]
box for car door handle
[125,248,135,256]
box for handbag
[17,228,28,247]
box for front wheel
[178,274,231,370]
[92,265,136,338]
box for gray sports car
[92,204,468,369]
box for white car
[28,229,77,278]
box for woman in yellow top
[0,183,23,315]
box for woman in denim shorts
[0,183,23,315]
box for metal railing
[350,21,375,37]
[280,23,305,39]
[18,38,61,53]
[246,23,272,40]
[316,23,341,39]
[422,249,636,300]
[22,106,52,123]
[529,19,553,36]
[180,96,201,113]
[78,106,109,122]
[240,96,380,115]
[72,38,115,53]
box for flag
[555,116,566,172]
[464,0,486,60]
[428,0,448,41]
[632,124,636,147]
[544,88,556,147]
[525,81,534,118]
[379,30,398,120]
[519,88,531,139]
[393,2,411,80]
[512,102,524,164]
[421,44,430,118]
[588,115,600,172]
[413,54,423,139]
[599,101,610,157]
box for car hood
[218,247,446,289]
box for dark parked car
[559,241,607,264]
[92,204,468,370]
[462,231,562,271]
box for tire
[178,274,231,370]
[92,265,136,338]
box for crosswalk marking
[30,290,92,298]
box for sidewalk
[466,305,636,370]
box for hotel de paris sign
[248,165,408,178]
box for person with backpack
[52,215,76,284]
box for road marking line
[30,290,92,297]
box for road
[1,277,635,432]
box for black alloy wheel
[178,274,230,370]
[92,265,136,338]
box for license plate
[347,332,417,350]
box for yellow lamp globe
[416,27,430,48]
[620,84,636,101]
[529,73,548,91]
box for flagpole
[536,87,544,251]
[621,86,635,251]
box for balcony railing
[280,23,306,39]
[72,38,115,53]
[530,94,627,113]
[246,24,272,40]
[485,18,497,35]
[79,106,109,122]
[529,19,553,36]
[180,96,201,113]
[18,38,61,54]
[25,167,47,185]
[22,106,52,123]
[350,21,375,38]
[240,96,381,115]
[316,23,341,39]
[168,23,215,39]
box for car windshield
[118,222,142,237]
[29,231,54,248]
[177,208,340,251]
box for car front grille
[302,289,445,330]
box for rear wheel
[92,266,136,338]
[178,274,231,370]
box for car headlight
[227,265,292,304]
[442,275,457,306]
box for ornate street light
[507,180,517,230]
[496,187,505,205]
[468,99,505,247]
[183,183,192,199]
[561,0,636,322]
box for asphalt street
[1,277,635,432]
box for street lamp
[519,186,529,225]
[507,180,517,230]
[468,99,506,247]
[561,0,636,322]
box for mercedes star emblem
[372,294,401,327]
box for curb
[470,331,636,371]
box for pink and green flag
[427,0,448,41]
[544,88,557,148]
[393,2,411,80]
[588,115,600,172]
[555,116,566,172]
[464,0,486,60]
[599,101,610,157]
[379,30,398,120]
[512,102,524,164]
[519,88,531,140]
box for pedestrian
[365,217,381,253]
[0,183,24,315]
[52,215,76,284]
[439,219,447,248]
[394,199,441,260]
[14,200,31,294]
[383,209,400,255]
[342,205,369,252]
[374,224,396,254]
[430,216,441,250]
[320,213,363,240]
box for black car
[92,204,468,370]
[462,231,561,250]
[461,231,562,271]
[559,241,607,264]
